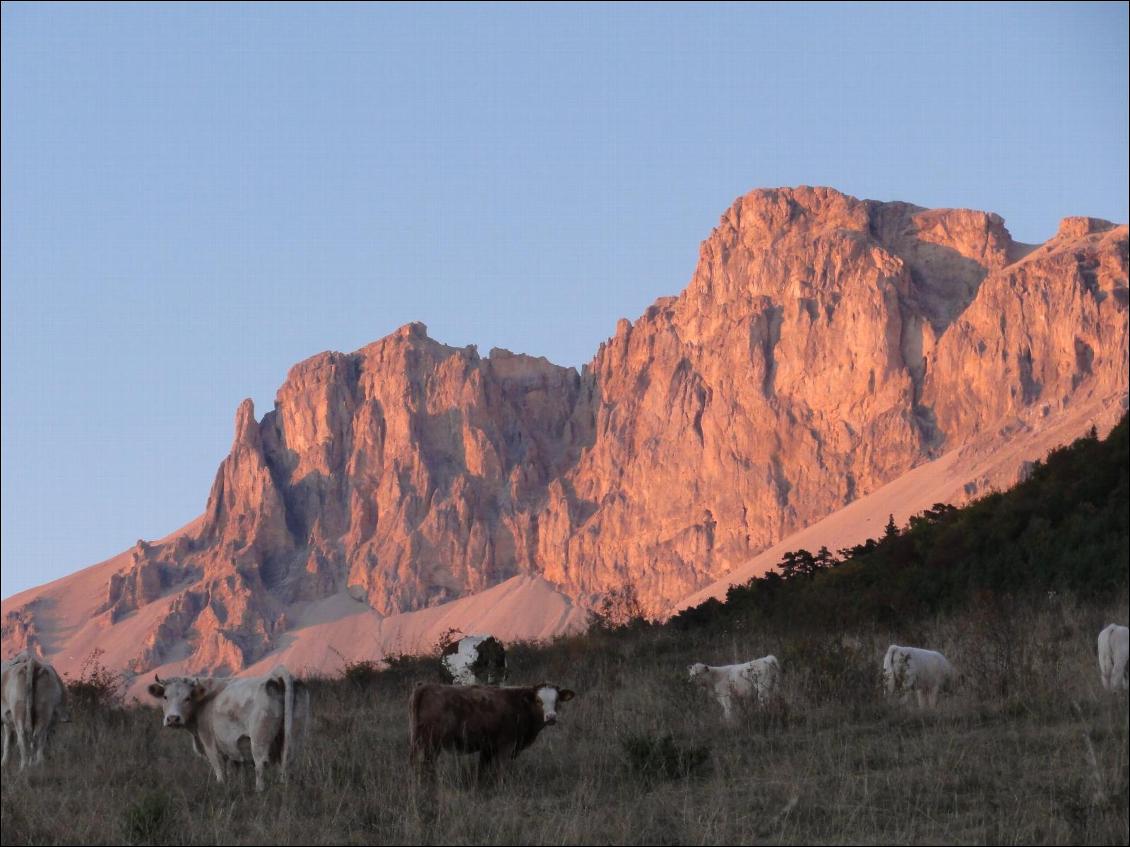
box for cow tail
[282,669,296,776]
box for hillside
[673,414,1129,632]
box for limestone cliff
[3,187,1126,676]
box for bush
[620,731,711,782]
[779,637,882,708]
[340,658,384,689]
[66,649,124,712]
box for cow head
[529,684,575,726]
[147,675,206,729]
[688,662,710,685]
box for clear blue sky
[2,2,1127,598]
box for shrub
[620,731,711,782]
[340,658,383,689]
[66,649,124,712]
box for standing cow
[1097,624,1129,691]
[440,635,508,685]
[688,656,781,722]
[1,651,69,769]
[409,682,575,781]
[882,645,957,707]
[147,666,309,791]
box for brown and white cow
[1,651,69,769]
[147,666,309,791]
[409,682,575,781]
[440,635,508,686]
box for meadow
[2,594,1127,846]
[4,421,1128,845]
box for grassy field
[2,596,1127,846]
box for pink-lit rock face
[3,186,1127,679]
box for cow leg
[1,723,12,767]
[1114,655,1129,692]
[250,740,272,792]
[411,744,437,790]
[32,722,51,766]
[13,718,30,770]
[478,749,502,786]
[718,695,734,723]
[203,747,226,785]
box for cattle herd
[1,624,1128,791]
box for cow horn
[154,673,164,685]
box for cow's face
[533,685,575,725]
[147,676,204,728]
[688,663,709,685]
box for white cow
[883,645,957,707]
[147,666,309,791]
[440,635,508,685]
[688,656,781,722]
[1,651,69,768]
[1097,624,1129,691]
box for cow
[409,682,575,782]
[147,666,309,791]
[882,645,957,707]
[1097,623,1129,691]
[440,634,508,686]
[688,656,781,722]
[1,651,69,769]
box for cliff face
[543,190,1127,609]
[4,186,1127,676]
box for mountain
[3,186,1127,687]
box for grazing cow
[688,656,781,722]
[147,666,309,791]
[883,645,957,707]
[409,682,575,781]
[1097,624,1129,691]
[1,651,69,769]
[440,635,508,685]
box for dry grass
[2,599,1127,845]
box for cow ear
[558,689,575,702]
[147,683,165,699]
[265,678,283,695]
[191,682,208,702]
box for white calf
[883,645,956,708]
[688,656,781,722]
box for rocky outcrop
[3,186,1126,675]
